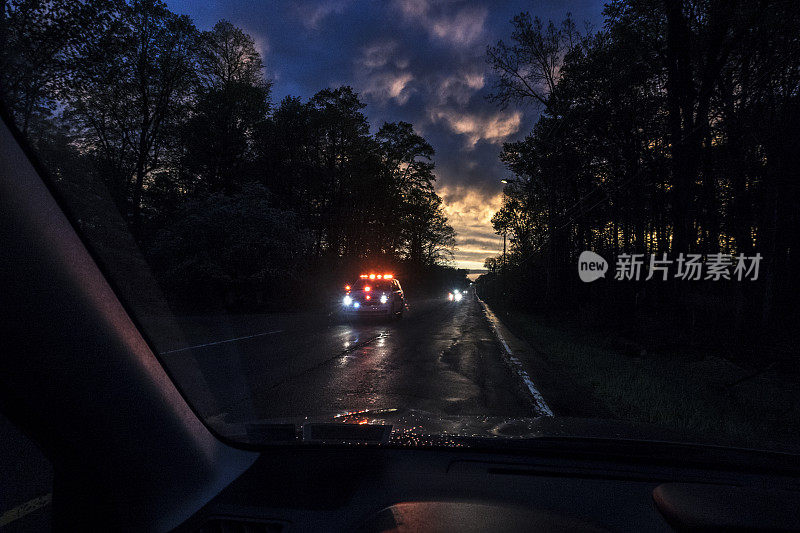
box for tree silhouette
[484,0,800,345]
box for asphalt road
[1,289,538,528]
[159,289,538,427]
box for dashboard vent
[199,517,286,533]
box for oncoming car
[342,274,405,319]
[448,288,464,302]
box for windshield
[2,0,799,454]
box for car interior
[3,103,800,531]
[4,0,800,529]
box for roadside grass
[495,307,800,453]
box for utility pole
[499,177,513,302]
[499,227,507,302]
[502,227,506,269]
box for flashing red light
[364,286,371,292]
[344,285,350,291]
[365,294,371,300]
[384,274,393,279]
[360,274,368,279]
[369,274,376,279]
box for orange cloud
[438,185,504,270]
[430,108,522,148]
[436,70,485,105]
[394,0,487,47]
[431,7,487,47]
[361,71,415,104]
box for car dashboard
[174,443,800,532]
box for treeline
[481,1,800,350]
[1,0,455,310]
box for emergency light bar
[358,273,394,279]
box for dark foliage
[482,0,800,363]
[0,0,457,312]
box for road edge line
[476,294,554,417]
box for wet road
[0,293,536,528]
[157,290,537,426]
[0,292,537,528]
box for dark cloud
[166,0,605,270]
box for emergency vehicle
[341,274,405,319]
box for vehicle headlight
[380,294,388,304]
[343,295,352,306]
[454,292,463,301]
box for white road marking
[477,296,554,417]
[161,329,284,354]
[0,493,51,527]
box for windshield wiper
[303,423,392,444]
[243,422,392,444]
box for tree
[486,12,580,110]
[487,0,800,343]
[0,0,112,135]
[147,183,311,309]
[196,20,266,90]
[63,0,197,237]
[402,187,455,266]
[2,1,462,311]
[487,13,587,297]
[305,86,374,258]
[182,20,271,194]
[662,0,740,254]
[375,121,436,258]
[262,95,455,267]
[261,95,318,214]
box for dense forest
[479,1,800,359]
[0,0,458,310]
